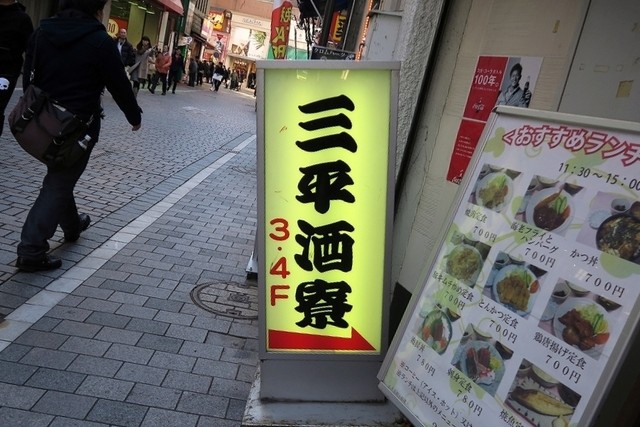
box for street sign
[256,60,399,401]
[311,45,355,60]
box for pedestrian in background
[0,0,33,137]
[129,35,152,98]
[187,56,197,87]
[208,60,215,84]
[144,45,156,88]
[203,59,211,84]
[230,68,238,91]
[210,62,224,92]
[148,44,170,95]
[196,59,204,86]
[16,0,142,272]
[222,65,229,88]
[167,50,184,94]
[115,27,135,67]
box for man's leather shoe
[16,255,62,272]
[64,214,91,242]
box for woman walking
[144,45,156,88]
[128,35,151,98]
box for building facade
[362,0,639,425]
[18,0,184,52]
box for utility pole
[342,0,369,53]
[318,0,336,47]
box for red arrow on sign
[268,328,375,351]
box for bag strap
[28,29,40,85]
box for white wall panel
[559,0,640,121]
[396,0,587,293]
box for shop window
[110,0,131,20]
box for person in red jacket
[148,44,170,95]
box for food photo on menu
[576,191,640,265]
[416,304,455,355]
[538,278,622,361]
[442,231,491,288]
[450,324,509,396]
[482,251,547,319]
[470,164,522,213]
[506,359,582,427]
[515,175,584,237]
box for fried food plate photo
[492,264,540,316]
[553,297,609,358]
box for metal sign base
[243,365,403,427]
[259,359,384,401]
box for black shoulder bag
[8,31,94,169]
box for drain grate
[190,281,258,320]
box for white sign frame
[379,106,640,427]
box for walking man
[16,0,142,272]
[115,27,135,67]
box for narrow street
[0,82,261,426]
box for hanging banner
[329,10,348,45]
[258,61,399,356]
[447,56,543,183]
[379,106,640,427]
[208,9,232,33]
[269,0,293,59]
[205,32,228,61]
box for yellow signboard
[259,63,397,355]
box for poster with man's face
[447,56,543,183]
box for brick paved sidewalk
[0,88,261,426]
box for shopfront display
[108,0,133,37]
[226,13,271,89]
[108,0,162,46]
[379,106,640,427]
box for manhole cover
[229,293,250,303]
[190,281,258,320]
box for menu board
[379,107,640,427]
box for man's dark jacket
[118,38,135,67]
[23,9,141,125]
[0,1,34,76]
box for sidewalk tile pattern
[0,86,262,426]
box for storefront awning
[154,0,183,15]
